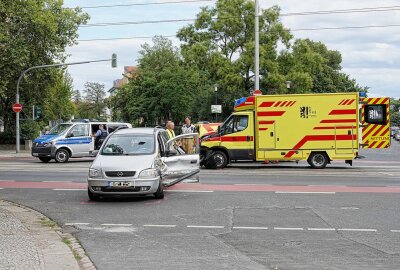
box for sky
[63,0,400,98]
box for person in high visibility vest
[166,121,175,139]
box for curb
[0,200,96,270]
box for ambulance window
[364,105,386,125]
[233,116,248,132]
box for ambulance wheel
[308,152,328,169]
[209,151,228,169]
[39,157,51,163]
[55,149,70,163]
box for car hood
[33,134,60,144]
[92,154,156,174]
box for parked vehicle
[32,121,132,163]
[201,92,390,169]
[391,127,399,138]
[395,130,400,141]
[87,127,200,200]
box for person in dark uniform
[93,124,108,150]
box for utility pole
[15,56,117,153]
[254,0,260,94]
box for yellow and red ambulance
[196,122,221,138]
[200,92,390,169]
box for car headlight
[42,141,54,147]
[138,168,159,179]
[89,168,102,178]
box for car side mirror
[217,126,221,134]
[67,133,74,138]
[91,150,99,156]
[166,149,177,157]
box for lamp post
[254,0,260,95]
[214,84,218,122]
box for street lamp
[214,84,218,122]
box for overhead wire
[75,0,214,9]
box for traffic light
[111,53,117,68]
[34,106,42,120]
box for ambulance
[196,122,221,138]
[200,92,390,169]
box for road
[0,144,399,269]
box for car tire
[39,157,51,163]
[88,188,100,201]
[208,151,228,169]
[307,152,329,169]
[154,181,164,199]
[55,149,70,163]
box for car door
[160,132,200,187]
[65,124,91,156]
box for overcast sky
[64,0,400,98]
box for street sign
[211,105,222,114]
[12,103,23,113]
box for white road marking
[233,226,269,230]
[0,180,15,182]
[187,225,224,229]
[390,230,400,233]
[337,228,377,232]
[0,188,3,189]
[274,227,304,231]
[64,223,90,226]
[143,224,177,228]
[379,172,394,176]
[43,180,72,183]
[165,190,214,193]
[52,189,86,191]
[101,224,132,227]
[307,228,336,231]
[275,191,336,194]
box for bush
[20,120,42,140]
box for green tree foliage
[390,99,400,127]
[75,82,107,120]
[110,36,212,125]
[0,0,88,131]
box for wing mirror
[166,149,177,157]
[91,150,99,156]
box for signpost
[211,105,222,114]
[12,103,23,113]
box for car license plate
[32,153,38,157]
[108,181,132,188]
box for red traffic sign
[12,103,23,113]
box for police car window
[365,105,386,125]
[69,124,89,137]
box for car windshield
[101,134,155,155]
[47,124,73,135]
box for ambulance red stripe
[320,119,356,123]
[280,101,288,107]
[329,109,356,115]
[274,101,282,107]
[314,126,354,130]
[259,121,275,125]
[347,99,355,105]
[259,101,274,107]
[257,111,285,117]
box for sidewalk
[0,150,32,159]
[0,200,95,270]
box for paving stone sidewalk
[0,200,95,270]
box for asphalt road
[0,144,399,269]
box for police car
[31,121,131,163]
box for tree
[110,36,212,125]
[0,0,88,132]
[76,82,107,119]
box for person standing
[181,116,196,154]
[93,124,108,150]
[166,121,175,139]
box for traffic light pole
[15,57,115,153]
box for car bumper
[87,177,160,196]
[31,146,55,158]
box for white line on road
[143,224,177,228]
[232,226,269,230]
[379,172,394,176]
[101,224,132,226]
[0,180,15,182]
[165,190,214,193]
[0,188,3,189]
[390,230,400,233]
[275,191,336,194]
[187,225,224,229]
[52,189,86,191]
[307,228,336,231]
[43,180,72,183]
[64,223,90,226]
[337,228,377,232]
[274,227,304,231]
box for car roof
[113,127,164,135]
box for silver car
[87,127,200,200]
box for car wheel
[154,181,164,199]
[88,188,100,201]
[55,149,70,163]
[209,151,228,169]
[39,157,51,163]
[307,152,329,169]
